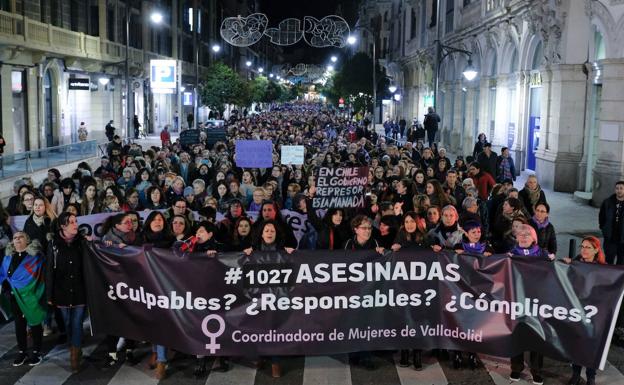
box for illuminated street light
[246,60,252,67]
[462,59,478,81]
[331,56,337,63]
[150,12,163,24]
[394,94,401,101]
[327,65,334,72]
[99,77,110,85]
[212,44,221,53]
[347,35,357,45]
[388,85,397,93]
[258,67,264,73]
[269,73,274,78]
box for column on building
[0,65,14,156]
[532,0,591,191]
[591,58,624,204]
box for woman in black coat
[306,193,351,250]
[141,211,174,248]
[46,212,88,373]
[529,202,556,256]
[23,196,55,254]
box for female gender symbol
[201,314,226,354]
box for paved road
[0,323,623,385]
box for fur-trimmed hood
[6,239,43,256]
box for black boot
[214,357,229,372]
[412,350,422,371]
[586,376,595,385]
[399,350,410,367]
[193,357,207,377]
[452,351,463,369]
[467,353,479,370]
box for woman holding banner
[244,220,296,378]
[46,212,88,373]
[391,211,430,370]
[0,232,46,366]
[508,224,551,385]
[563,236,605,385]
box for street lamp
[348,26,377,125]
[246,60,252,67]
[269,73,274,78]
[126,8,162,139]
[99,77,110,86]
[258,67,264,73]
[212,44,221,53]
[327,65,334,72]
[331,55,337,63]
[432,0,478,111]
[462,59,478,81]
[388,85,397,93]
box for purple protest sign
[235,140,273,168]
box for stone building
[354,0,624,205]
[0,0,276,158]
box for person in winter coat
[518,175,547,217]
[476,143,498,178]
[140,212,174,248]
[472,133,488,158]
[429,205,464,251]
[562,236,605,385]
[468,162,495,201]
[508,224,551,385]
[23,196,56,253]
[101,213,139,248]
[0,232,46,366]
[598,180,624,265]
[252,200,298,249]
[51,178,80,216]
[46,212,88,373]
[306,188,351,250]
[529,202,556,256]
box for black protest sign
[313,166,369,209]
[84,245,624,369]
[180,129,201,147]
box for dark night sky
[257,0,360,63]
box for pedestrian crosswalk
[0,321,623,384]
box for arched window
[593,26,606,60]
[531,41,543,70]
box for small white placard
[281,145,305,165]
[599,122,619,142]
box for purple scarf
[532,216,550,230]
[511,244,542,256]
[462,242,486,254]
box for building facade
[356,0,624,205]
[0,0,275,158]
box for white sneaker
[42,325,52,337]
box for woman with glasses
[563,236,605,385]
[46,212,88,373]
[508,224,550,385]
[0,232,46,367]
[529,202,557,257]
[17,190,36,216]
[101,213,138,248]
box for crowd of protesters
[0,102,618,385]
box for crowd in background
[0,102,619,385]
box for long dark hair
[101,213,132,235]
[252,219,284,249]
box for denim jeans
[59,305,86,348]
[152,345,167,363]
